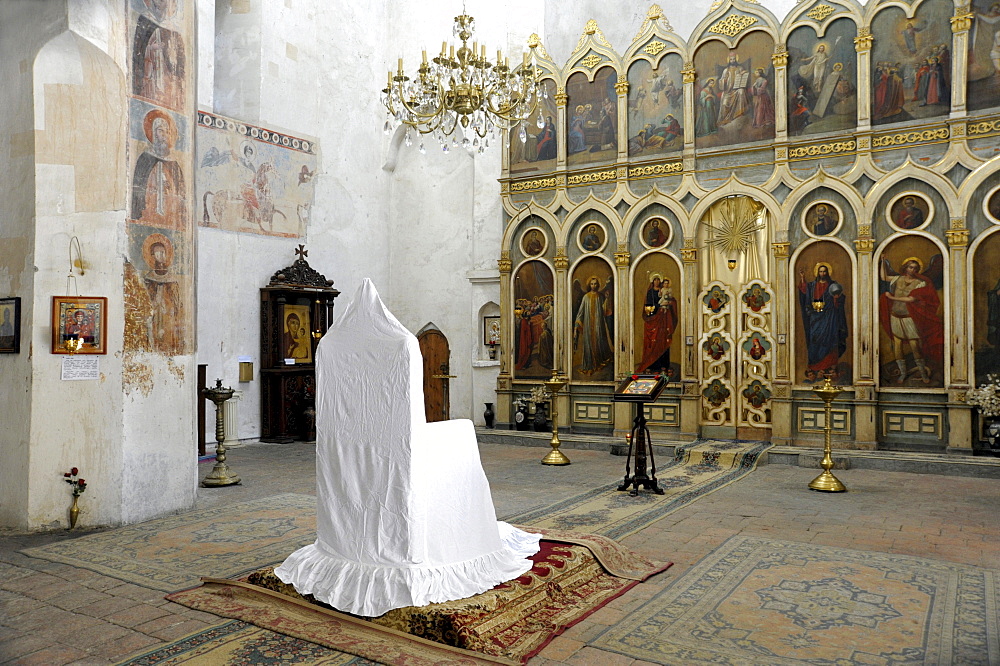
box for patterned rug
[508,440,770,540]
[21,494,316,591]
[593,535,1000,665]
[117,620,377,665]
[165,530,669,665]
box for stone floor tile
[8,644,89,666]
[102,603,172,629]
[537,636,586,661]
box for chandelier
[382,10,542,154]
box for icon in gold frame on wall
[886,192,933,231]
[984,185,1000,224]
[640,217,671,248]
[578,223,606,253]
[521,227,547,257]
[803,201,842,237]
[52,296,108,355]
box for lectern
[612,374,667,496]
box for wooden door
[418,329,450,422]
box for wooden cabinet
[260,249,339,442]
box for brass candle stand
[201,379,241,487]
[541,371,570,465]
[808,375,847,493]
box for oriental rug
[164,532,670,665]
[593,535,1000,665]
[507,439,770,540]
[116,620,376,665]
[21,493,317,592]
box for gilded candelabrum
[541,371,570,465]
[201,379,241,487]
[809,375,847,492]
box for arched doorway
[417,327,451,422]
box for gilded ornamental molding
[709,14,758,37]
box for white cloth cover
[275,279,539,617]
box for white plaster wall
[197,0,216,108]
[0,1,67,529]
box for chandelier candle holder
[382,10,541,154]
[541,371,570,465]
[808,375,847,493]
[201,379,241,487]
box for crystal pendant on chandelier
[381,10,541,152]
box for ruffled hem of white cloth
[274,521,541,617]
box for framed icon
[612,373,667,402]
[484,316,501,345]
[886,192,932,231]
[52,296,107,354]
[803,201,841,237]
[521,228,547,257]
[0,297,20,354]
[578,223,606,253]
[281,304,313,364]
[640,217,670,248]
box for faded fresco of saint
[974,232,1000,385]
[795,242,852,385]
[633,254,681,379]
[870,0,954,126]
[787,18,858,137]
[513,261,555,380]
[571,257,615,381]
[626,54,684,158]
[139,230,186,355]
[694,31,776,149]
[567,67,618,168]
[131,109,186,229]
[131,11,185,110]
[509,79,559,174]
[878,239,945,387]
[967,0,1000,112]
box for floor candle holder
[808,375,847,493]
[541,371,570,465]
[202,379,241,487]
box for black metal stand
[617,404,664,496]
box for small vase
[483,402,495,428]
[69,495,79,529]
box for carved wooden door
[418,329,451,422]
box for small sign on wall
[61,356,99,381]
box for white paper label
[62,356,99,381]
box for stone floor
[2,439,999,665]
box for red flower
[64,472,71,478]
[78,480,86,486]
[70,467,78,476]
[631,375,638,380]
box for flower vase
[483,402,495,428]
[69,495,79,529]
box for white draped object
[275,279,539,617]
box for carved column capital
[614,76,629,95]
[681,247,698,263]
[771,45,788,68]
[554,251,569,270]
[951,6,974,33]
[498,251,512,274]
[946,228,970,247]
[681,62,696,84]
[771,242,790,258]
[854,237,875,253]
[554,88,568,107]
[854,27,873,52]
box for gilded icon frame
[51,296,108,355]
[0,297,21,354]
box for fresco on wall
[794,242,852,384]
[877,237,945,387]
[633,253,680,379]
[786,18,857,137]
[626,54,684,158]
[196,111,317,238]
[126,0,193,362]
[131,0,186,111]
[567,67,618,167]
[513,260,554,379]
[967,0,1000,112]
[571,257,615,381]
[974,231,1000,385]
[510,79,559,174]
[694,31,776,149]
[127,225,189,355]
[130,106,187,229]
[870,0,954,126]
